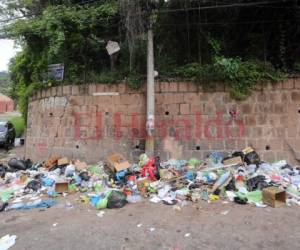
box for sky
[0,39,20,72]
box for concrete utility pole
[145,20,155,156]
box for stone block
[273,103,286,114]
[187,82,198,92]
[270,92,281,103]
[57,86,63,96]
[160,82,178,92]
[291,91,300,102]
[256,93,267,102]
[209,140,224,150]
[154,82,161,93]
[63,85,71,95]
[236,139,246,149]
[240,104,252,114]
[163,93,184,104]
[224,139,237,150]
[191,104,204,114]
[178,82,189,92]
[78,85,88,95]
[282,78,294,89]
[203,103,216,114]
[72,85,79,95]
[252,127,263,138]
[294,79,300,89]
[244,115,256,126]
[184,93,201,103]
[165,104,179,115]
[267,139,283,150]
[262,151,276,162]
[180,103,190,115]
[88,84,96,95]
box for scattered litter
[137,223,143,228]
[220,210,229,215]
[149,196,161,203]
[52,223,58,227]
[97,211,105,218]
[149,227,155,232]
[0,234,17,250]
[184,233,191,237]
[1,146,300,217]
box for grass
[9,116,25,138]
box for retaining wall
[26,78,300,164]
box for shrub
[9,116,25,138]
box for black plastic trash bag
[107,190,127,209]
[244,151,260,165]
[234,196,248,205]
[8,158,28,170]
[79,171,90,181]
[0,202,8,212]
[246,175,268,191]
[25,180,42,192]
[0,164,7,178]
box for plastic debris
[0,234,17,250]
[220,210,229,215]
[97,211,105,218]
[1,146,300,216]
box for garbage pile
[1,146,300,212]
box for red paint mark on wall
[73,111,245,141]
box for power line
[158,0,294,13]
[0,0,296,24]
[157,19,297,26]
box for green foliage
[2,0,297,120]
[176,58,285,100]
[9,116,25,137]
[174,38,286,100]
[88,71,122,84]
[17,82,43,121]
[295,63,300,73]
[127,73,141,90]
[5,1,120,119]
[0,72,12,96]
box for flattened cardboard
[242,147,254,155]
[45,155,61,169]
[57,157,69,166]
[223,156,243,166]
[75,160,88,172]
[107,154,130,172]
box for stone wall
[26,78,300,164]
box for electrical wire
[0,0,296,24]
[158,0,295,13]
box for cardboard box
[55,182,69,193]
[57,157,69,166]
[107,154,130,172]
[262,187,286,208]
[223,156,243,166]
[75,160,88,172]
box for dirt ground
[1,146,300,250]
[1,198,300,250]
